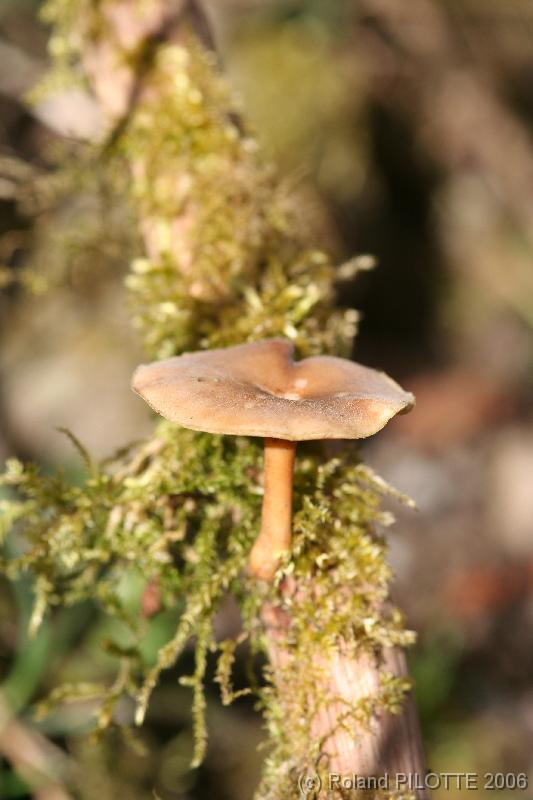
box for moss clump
[121,38,358,359]
[1,432,413,787]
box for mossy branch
[0,1,424,795]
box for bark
[264,600,428,798]
[79,0,223,299]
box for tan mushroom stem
[248,438,296,581]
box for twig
[0,695,74,799]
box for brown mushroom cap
[132,338,414,441]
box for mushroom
[132,338,414,581]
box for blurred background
[1,0,533,797]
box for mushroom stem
[248,438,296,581]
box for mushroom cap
[132,338,414,441]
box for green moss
[1,432,414,797]
[119,37,356,358]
